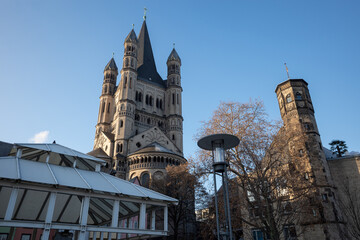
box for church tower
[275,79,344,239]
[166,48,183,152]
[94,57,118,155]
[90,18,187,184]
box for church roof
[125,29,138,43]
[167,48,181,64]
[104,57,118,71]
[129,142,182,157]
[136,21,165,87]
[87,148,110,160]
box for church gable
[94,131,113,157]
[128,127,179,155]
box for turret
[94,57,118,146]
[113,29,139,161]
[166,47,183,153]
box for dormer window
[295,92,302,100]
[286,94,292,103]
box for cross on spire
[143,7,147,21]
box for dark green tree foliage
[329,140,348,157]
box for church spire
[136,20,164,86]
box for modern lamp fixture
[198,134,239,240]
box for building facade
[275,79,345,239]
[89,19,186,186]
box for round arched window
[141,172,150,188]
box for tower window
[172,134,175,140]
[295,92,302,100]
[107,103,110,113]
[172,93,175,105]
[120,144,123,153]
[125,58,129,67]
[116,144,120,153]
[147,118,151,124]
[139,92,142,102]
[120,120,123,128]
[145,95,149,105]
[129,78,132,88]
[156,98,159,108]
[124,77,127,88]
[135,91,138,101]
[104,85,107,94]
[131,58,134,67]
[102,102,105,113]
[177,94,179,104]
[149,96,153,106]
[286,94,292,103]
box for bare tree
[151,163,206,240]
[194,100,316,240]
[336,177,360,239]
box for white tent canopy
[0,142,177,239]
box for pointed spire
[104,57,118,71]
[167,47,181,64]
[137,20,164,86]
[125,29,138,43]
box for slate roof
[125,29,138,43]
[136,21,165,87]
[104,57,118,71]
[167,48,181,64]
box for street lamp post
[198,134,239,240]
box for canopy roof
[0,141,177,238]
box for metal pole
[224,167,233,240]
[221,172,229,240]
[213,168,221,240]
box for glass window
[286,94,292,103]
[295,92,302,100]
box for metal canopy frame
[0,142,177,240]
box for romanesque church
[88,19,186,187]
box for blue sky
[1,0,359,158]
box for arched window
[102,102,105,113]
[145,95,149,105]
[124,77,127,88]
[156,98,159,108]
[104,85,107,94]
[120,120,123,128]
[172,134,175,140]
[125,58,129,67]
[147,118,151,124]
[295,92,302,100]
[141,172,150,188]
[139,92,142,102]
[149,96,153,106]
[160,99,163,109]
[135,91,138,101]
[107,103,110,113]
[131,58,134,67]
[177,94,179,104]
[119,144,123,153]
[121,104,125,110]
[172,94,175,105]
[286,94,292,103]
[130,78,132,89]
[116,144,120,153]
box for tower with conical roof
[91,18,186,183]
[166,47,183,152]
[94,57,118,157]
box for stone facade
[274,79,348,239]
[89,20,186,185]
